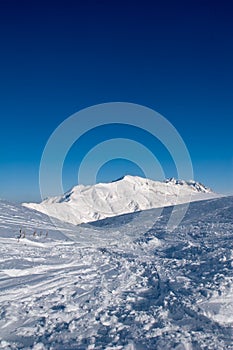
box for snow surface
[23,176,219,225]
[0,196,232,349]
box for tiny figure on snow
[17,229,22,242]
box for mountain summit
[23,175,218,225]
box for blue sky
[0,0,232,202]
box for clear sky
[0,0,232,202]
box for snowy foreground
[0,196,232,349]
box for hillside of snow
[0,196,232,349]
[23,176,219,225]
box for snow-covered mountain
[0,196,232,349]
[23,175,219,225]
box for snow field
[0,196,232,349]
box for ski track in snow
[0,197,232,349]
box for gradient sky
[0,0,232,202]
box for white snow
[23,176,219,225]
[0,196,232,349]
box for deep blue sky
[0,0,232,202]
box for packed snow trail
[0,197,232,349]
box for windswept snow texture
[0,196,232,349]
[23,176,219,225]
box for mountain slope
[0,200,79,241]
[0,196,232,349]
[23,175,219,225]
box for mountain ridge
[23,175,219,225]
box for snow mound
[23,175,219,225]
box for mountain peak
[164,178,212,193]
[111,175,127,183]
[23,176,218,225]
[111,174,143,183]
